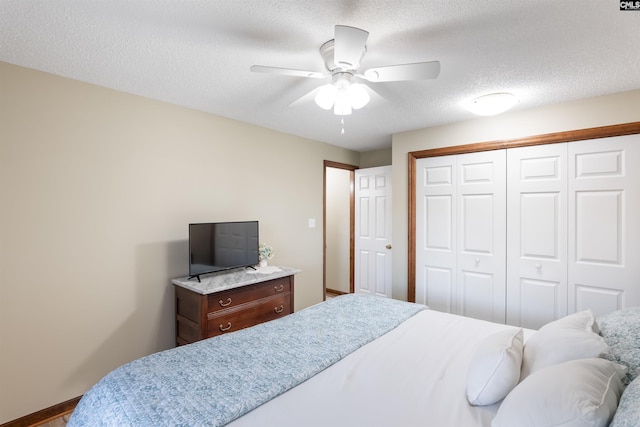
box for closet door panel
[506,144,568,329]
[520,193,560,257]
[460,271,495,320]
[574,286,622,317]
[575,191,621,263]
[568,135,640,317]
[415,155,457,310]
[420,266,454,313]
[518,278,562,328]
[456,151,506,323]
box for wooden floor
[325,289,344,299]
[35,413,69,427]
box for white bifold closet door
[417,133,640,328]
[415,150,506,323]
[507,135,640,327]
[567,136,640,318]
[506,144,568,329]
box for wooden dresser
[172,267,299,346]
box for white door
[506,143,568,329]
[355,166,393,298]
[568,135,640,318]
[416,151,506,322]
[415,155,457,312]
[456,151,507,323]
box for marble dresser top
[172,266,301,295]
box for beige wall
[325,168,351,293]
[360,147,391,168]
[391,88,640,301]
[0,62,360,423]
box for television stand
[172,266,300,346]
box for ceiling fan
[250,25,441,116]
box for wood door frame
[407,121,640,302]
[323,160,357,299]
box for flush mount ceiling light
[466,93,518,116]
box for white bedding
[230,309,535,427]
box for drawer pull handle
[274,284,284,292]
[274,305,284,314]
[219,322,232,332]
[219,298,232,307]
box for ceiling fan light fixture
[314,84,338,110]
[467,93,518,116]
[348,83,370,110]
[314,75,369,115]
[333,87,352,115]
[252,25,442,120]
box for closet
[413,132,640,329]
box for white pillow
[466,328,523,406]
[521,310,608,379]
[493,358,627,427]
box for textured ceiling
[2,1,640,152]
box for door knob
[386,244,392,249]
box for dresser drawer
[206,276,291,314]
[174,272,296,346]
[207,293,291,337]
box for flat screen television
[188,221,259,281]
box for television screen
[189,221,259,279]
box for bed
[68,294,640,427]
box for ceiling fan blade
[288,87,321,107]
[250,65,325,79]
[359,84,387,108]
[362,61,441,82]
[333,25,369,69]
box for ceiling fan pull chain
[341,116,345,135]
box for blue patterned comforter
[68,294,426,426]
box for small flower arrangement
[259,244,274,261]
